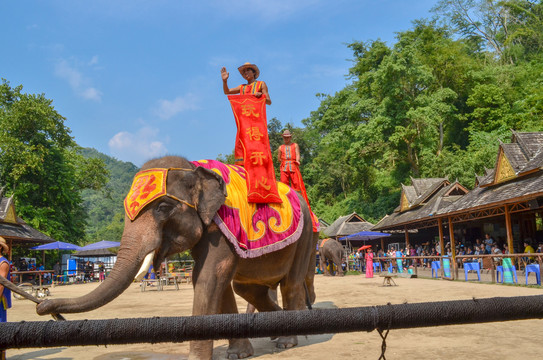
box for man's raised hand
[221,67,229,81]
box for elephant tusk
[134,251,155,281]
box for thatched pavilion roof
[323,212,374,238]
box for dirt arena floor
[5,272,543,360]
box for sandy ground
[5,269,543,360]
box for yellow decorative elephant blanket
[192,160,304,258]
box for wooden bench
[380,273,398,286]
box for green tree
[79,148,138,243]
[0,79,108,243]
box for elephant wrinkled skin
[318,238,345,276]
[36,156,317,360]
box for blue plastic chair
[463,262,481,281]
[373,262,382,273]
[525,264,541,286]
[431,261,440,278]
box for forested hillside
[289,0,543,224]
[79,148,139,243]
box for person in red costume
[221,63,271,104]
[277,130,319,231]
[277,129,302,191]
[221,63,272,166]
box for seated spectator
[523,240,535,263]
[462,246,473,265]
[484,233,494,253]
[491,244,503,264]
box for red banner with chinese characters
[228,94,281,203]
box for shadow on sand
[214,300,338,359]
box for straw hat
[282,129,292,137]
[0,236,9,253]
[238,63,260,79]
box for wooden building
[433,131,543,254]
[373,130,543,274]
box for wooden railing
[346,253,543,283]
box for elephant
[37,156,318,360]
[318,238,345,276]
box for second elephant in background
[318,238,345,276]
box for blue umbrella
[31,241,82,251]
[80,240,121,251]
[339,231,391,241]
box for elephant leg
[274,281,308,349]
[246,302,256,313]
[322,258,331,276]
[234,282,282,312]
[189,229,241,360]
[222,284,254,359]
[333,256,344,276]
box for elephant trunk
[36,232,157,316]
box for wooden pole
[505,205,514,254]
[8,239,12,262]
[438,218,445,278]
[404,226,410,249]
[381,238,385,252]
[448,217,457,280]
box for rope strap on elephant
[2,295,543,349]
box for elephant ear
[194,167,227,226]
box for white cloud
[88,55,99,66]
[155,94,200,120]
[81,87,103,101]
[108,126,168,166]
[54,59,102,101]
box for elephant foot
[276,335,298,349]
[227,338,254,359]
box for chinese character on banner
[228,94,281,203]
[246,127,264,141]
[241,104,260,117]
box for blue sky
[2,0,439,166]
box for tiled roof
[436,171,543,215]
[373,182,468,230]
[323,212,374,237]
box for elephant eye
[156,202,174,214]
